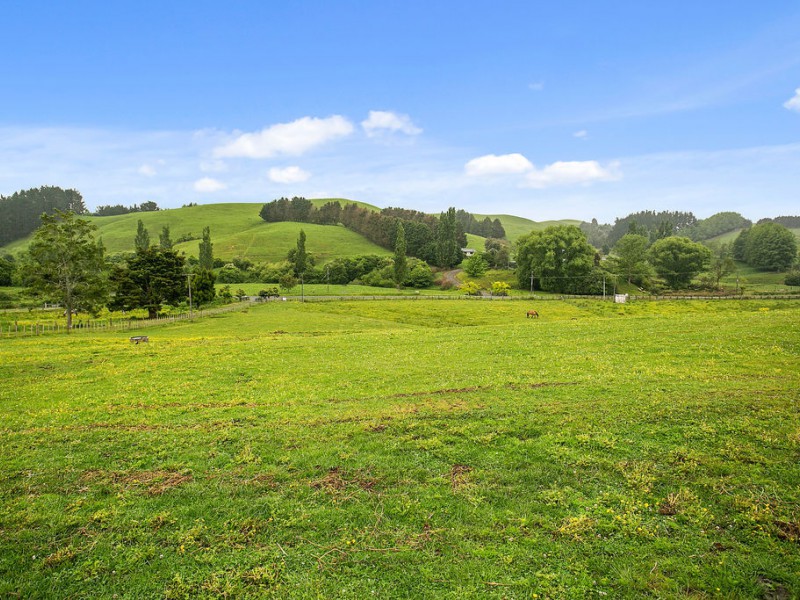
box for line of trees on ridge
[259,197,505,269]
[0,186,87,246]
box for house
[461,248,476,257]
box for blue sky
[1,1,799,222]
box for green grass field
[1,298,798,598]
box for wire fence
[0,301,255,339]
[2,292,798,339]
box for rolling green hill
[2,201,390,264]
[480,214,582,241]
[706,227,800,247]
[1,200,585,260]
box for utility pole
[530,271,534,294]
[300,274,304,303]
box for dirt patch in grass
[310,466,377,494]
[774,519,800,543]
[450,464,473,491]
[391,381,577,400]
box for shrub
[491,281,510,296]
[462,281,482,296]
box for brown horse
[526,310,539,319]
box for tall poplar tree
[435,207,461,268]
[134,219,150,251]
[159,225,173,250]
[294,229,308,276]
[393,221,408,287]
[198,226,213,270]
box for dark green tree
[647,236,711,289]
[288,229,309,276]
[0,254,14,286]
[393,221,408,288]
[435,207,462,268]
[159,225,173,250]
[743,222,797,271]
[109,247,186,319]
[608,234,652,285]
[192,269,216,306]
[516,225,597,294]
[139,201,159,212]
[134,219,150,251]
[732,228,750,261]
[491,218,506,239]
[21,211,108,330]
[580,218,612,250]
[0,186,86,246]
[198,226,213,270]
[484,238,510,269]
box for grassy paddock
[1,299,798,598]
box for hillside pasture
[1,299,798,598]
[480,214,583,242]
[1,201,389,263]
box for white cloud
[465,153,534,176]
[193,177,226,192]
[214,115,354,159]
[573,130,588,139]
[528,81,545,91]
[784,88,800,112]
[361,111,422,137]
[138,164,157,176]
[524,160,620,188]
[268,166,311,184]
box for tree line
[259,197,505,268]
[587,210,754,251]
[93,201,159,217]
[0,186,87,246]
[518,216,798,294]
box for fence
[0,301,255,339]
[2,292,799,339]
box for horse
[526,310,539,319]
